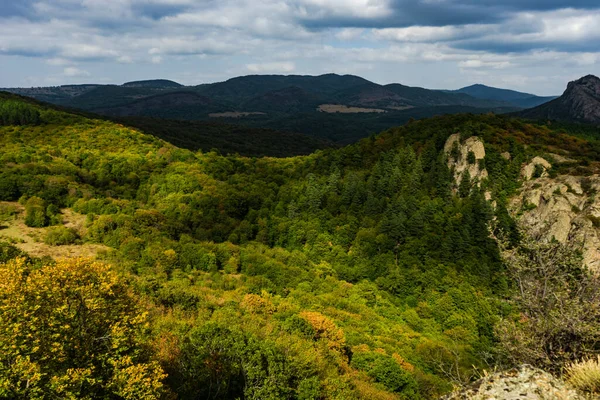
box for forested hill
[2,74,520,144]
[2,94,600,399]
[0,91,334,157]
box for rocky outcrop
[511,172,600,271]
[444,134,488,186]
[442,365,582,400]
[516,74,600,125]
[521,157,552,180]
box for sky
[1,0,600,95]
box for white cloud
[0,0,599,94]
[335,28,365,40]
[46,58,71,66]
[63,67,91,77]
[458,59,511,69]
[246,62,296,73]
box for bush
[0,204,17,222]
[350,352,418,397]
[566,356,600,394]
[24,196,48,227]
[532,163,545,178]
[467,151,476,165]
[43,226,79,246]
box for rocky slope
[444,134,600,271]
[511,157,600,271]
[516,75,600,124]
[442,365,582,400]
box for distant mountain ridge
[2,74,524,113]
[448,84,557,108]
[1,73,537,143]
[514,75,600,124]
[122,79,182,88]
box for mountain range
[2,74,560,144]
[3,74,552,113]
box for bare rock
[521,157,552,181]
[511,174,600,271]
[442,365,582,400]
[444,134,488,187]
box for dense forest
[1,92,599,399]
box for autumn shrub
[0,258,165,399]
[299,311,346,351]
[566,356,600,394]
[43,226,79,246]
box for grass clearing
[318,104,387,114]
[0,201,109,259]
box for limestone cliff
[444,134,488,187]
[511,158,600,271]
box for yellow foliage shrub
[240,293,275,314]
[0,257,165,399]
[299,311,346,350]
[392,353,415,372]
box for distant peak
[466,83,490,88]
[122,79,182,88]
[566,74,600,94]
[577,74,600,82]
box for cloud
[246,62,296,73]
[63,67,91,77]
[0,0,599,94]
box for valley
[1,74,600,399]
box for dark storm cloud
[0,46,57,58]
[0,1,37,18]
[299,0,600,28]
[455,39,600,54]
[130,2,193,20]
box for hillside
[515,75,600,124]
[2,93,600,399]
[451,84,557,108]
[2,74,520,144]
[116,116,336,157]
[95,91,218,117]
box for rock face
[516,75,600,124]
[444,134,488,186]
[442,365,582,400]
[511,171,600,271]
[521,157,552,181]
